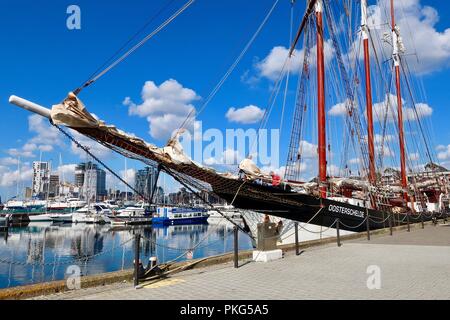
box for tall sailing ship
[7,0,450,241]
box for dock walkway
[31,224,450,300]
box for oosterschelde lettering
[328,204,365,218]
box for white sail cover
[50,92,237,180]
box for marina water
[0,221,252,289]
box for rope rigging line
[161,165,254,238]
[77,0,177,92]
[258,206,327,241]
[140,225,235,252]
[150,214,245,267]
[279,0,296,138]
[285,18,313,181]
[337,217,368,230]
[368,215,391,224]
[176,0,280,135]
[74,0,196,95]
[52,124,153,205]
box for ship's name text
[328,205,365,218]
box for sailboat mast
[316,0,327,197]
[361,0,376,185]
[390,0,408,200]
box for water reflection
[0,221,252,289]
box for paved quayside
[31,224,450,300]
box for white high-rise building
[32,161,51,196]
[82,168,98,201]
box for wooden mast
[361,0,376,185]
[390,0,408,201]
[316,0,327,198]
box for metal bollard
[148,256,157,270]
[336,219,341,247]
[294,222,300,256]
[421,213,424,229]
[389,213,393,236]
[407,213,410,232]
[366,215,370,241]
[233,226,239,268]
[134,234,141,287]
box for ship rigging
[7,0,450,235]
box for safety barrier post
[421,213,424,229]
[134,234,141,287]
[233,226,239,268]
[366,215,370,241]
[336,219,341,247]
[407,213,410,232]
[389,213,393,236]
[295,222,300,255]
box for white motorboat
[50,213,73,223]
[72,203,112,224]
[3,200,26,210]
[109,204,152,225]
[46,198,86,211]
[207,205,243,224]
[28,213,53,222]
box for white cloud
[0,157,20,166]
[256,41,335,81]
[204,148,243,166]
[7,148,35,158]
[376,145,394,158]
[328,100,351,116]
[299,140,317,159]
[372,94,432,122]
[328,164,340,176]
[261,165,287,178]
[124,79,200,140]
[57,164,77,181]
[348,158,362,165]
[374,134,394,144]
[28,114,63,148]
[226,105,265,124]
[120,168,136,187]
[69,130,112,159]
[409,152,420,161]
[437,145,450,160]
[364,0,450,74]
[6,115,66,159]
[0,167,33,188]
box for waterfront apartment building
[134,166,159,201]
[75,162,107,200]
[49,174,60,198]
[32,161,50,198]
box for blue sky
[1,0,450,201]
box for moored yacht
[153,207,209,225]
[207,205,243,224]
[109,203,153,225]
[72,203,112,224]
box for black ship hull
[212,182,431,232]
